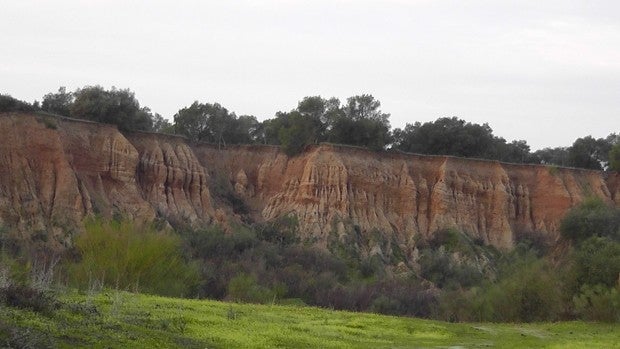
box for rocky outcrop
[0,113,618,251]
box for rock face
[198,144,619,250]
[0,114,214,248]
[0,113,618,250]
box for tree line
[1,86,619,170]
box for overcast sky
[1,0,619,150]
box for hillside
[2,290,618,348]
[0,112,618,254]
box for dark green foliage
[70,86,154,132]
[0,94,36,113]
[173,101,259,145]
[183,225,258,260]
[259,96,339,154]
[571,237,620,288]
[418,229,489,289]
[151,113,174,133]
[227,273,276,303]
[513,230,553,257]
[567,135,611,170]
[440,257,564,323]
[277,111,322,156]
[209,173,249,215]
[41,86,73,116]
[393,117,497,158]
[486,259,563,322]
[0,283,59,314]
[254,215,300,246]
[328,95,391,150]
[610,142,620,171]
[392,117,537,163]
[573,284,620,322]
[534,146,570,166]
[560,198,620,243]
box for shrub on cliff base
[560,198,620,243]
[573,284,620,322]
[571,236,620,288]
[66,219,199,297]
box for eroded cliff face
[0,113,618,251]
[198,144,619,250]
[0,114,214,248]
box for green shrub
[573,285,620,322]
[66,218,199,297]
[481,258,563,322]
[255,215,300,245]
[560,197,620,243]
[572,236,620,288]
[226,273,275,304]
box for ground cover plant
[1,290,619,348]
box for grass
[1,290,618,348]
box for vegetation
[65,219,199,297]
[1,290,619,348]
[2,198,619,326]
[2,87,619,169]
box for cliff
[0,113,618,251]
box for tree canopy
[3,86,619,171]
[41,87,73,116]
[70,86,154,132]
[391,117,537,163]
[173,101,259,146]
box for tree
[328,94,391,150]
[297,96,342,138]
[560,198,620,243]
[533,147,570,167]
[277,111,321,156]
[498,140,536,163]
[0,94,36,113]
[70,86,153,132]
[174,102,258,146]
[567,136,610,170]
[572,237,620,288]
[234,115,260,143]
[610,143,620,172]
[392,117,496,158]
[41,87,73,116]
[151,113,174,133]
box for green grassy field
[1,290,618,348]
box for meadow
[1,290,618,348]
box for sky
[1,0,619,150]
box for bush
[0,256,59,315]
[573,285,620,322]
[572,236,620,288]
[560,198,620,243]
[0,283,59,314]
[481,258,563,322]
[226,273,275,304]
[255,215,300,245]
[66,218,199,297]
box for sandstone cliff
[0,113,618,251]
[199,144,619,249]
